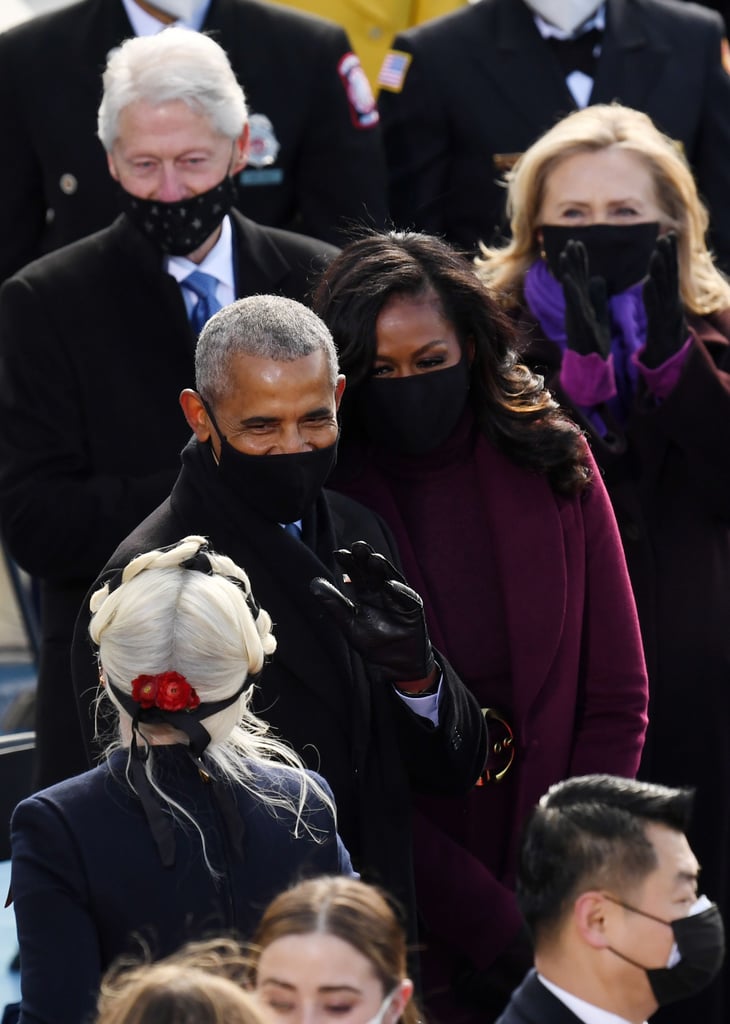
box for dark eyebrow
[239,416,279,428]
[375,339,451,362]
[302,406,335,418]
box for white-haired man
[0,29,339,788]
[0,0,387,281]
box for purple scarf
[524,258,648,425]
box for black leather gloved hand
[641,232,688,369]
[559,239,611,358]
[310,540,436,686]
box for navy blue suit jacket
[10,748,351,1024]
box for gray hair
[97,27,247,151]
[196,295,340,404]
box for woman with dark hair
[250,876,416,1024]
[313,231,648,1023]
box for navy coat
[10,748,351,1024]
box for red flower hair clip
[131,671,201,712]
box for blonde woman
[96,963,266,1024]
[477,103,730,1024]
[10,536,352,1024]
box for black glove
[310,540,436,686]
[641,232,687,369]
[559,239,611,358]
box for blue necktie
[183,270,221,333]
[283,522,302,541]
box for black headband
[104,540,261,621]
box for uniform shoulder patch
[377,49,413,93]
[337,52,380,130]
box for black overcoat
[0,210,338,786]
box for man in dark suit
[377,0,730,266]
[71,293,487,942]
[0,0,387,282]
[0,27,339,788]
[496,775,724,1024]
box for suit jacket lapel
[111,215,195,351]
[474,439,567,734]
[477,0,576,134]
[513,971,587,1024]
[230,210,291,298]
[591,0,669,108]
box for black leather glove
[559,239,611,358]
[310,540,436,686]
[641,232,688,369]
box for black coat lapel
[111,215,195,352]
[591,0,669,108]
[230,210,291,297]
[483,0,577,133]
[170,442,356,724]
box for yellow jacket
[274,1,468,84]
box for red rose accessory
[131,672,201,712]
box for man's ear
[179,389,212,441]
[334,374,346,411]
[574,891,612,950]
[231,123,250,175]
[106,151,120,182]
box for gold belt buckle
[476,707,515,785]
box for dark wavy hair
[313,231,590,494]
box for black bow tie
[546,27,602,77]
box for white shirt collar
[165,214,235,294]
[120,0,210,35]
[538,974,645,1024]
[533,4,606,40]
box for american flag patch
[377,50,412,93]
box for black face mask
[204,402,338,524]
[118,175,237,256]
[606,895,725,1007]
[542,222,660,297]
[359,355,471,456]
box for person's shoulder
[392,0,494,50]
[11,762,112,827]
[0,220,123,292]
[103,502,179,576]
[627,0,724,35]
[231,211,340,267]
[213,0,351,49]
[0,0,91,49]
[242,763,334,819]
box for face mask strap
[603,892,672,928]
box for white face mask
[523,0,602,34]
[139,0,201,22]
